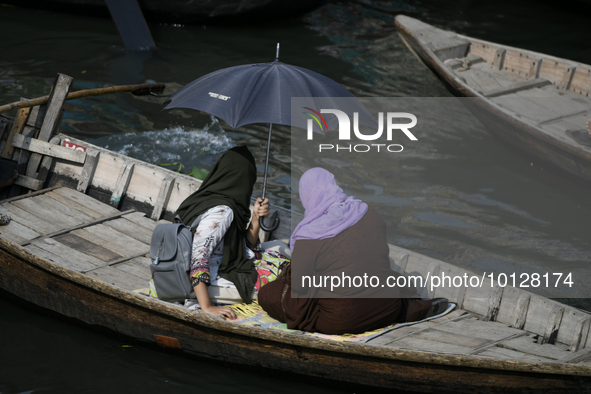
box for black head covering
[175,146,258,303]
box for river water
[1,0,591,392]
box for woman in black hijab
[176,146,286,319]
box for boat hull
[3,0,327,24]
[395,19,591,184]
[1,236,590,393]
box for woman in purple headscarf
[259,168,445,335]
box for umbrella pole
[259,123,280,232]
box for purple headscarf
[290,168,368,248]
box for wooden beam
[493,48,506,71]
[12,134,86,164]
[483,78,552,98]
[110,161,135,208]
[26,74,73,179]
[483,285,504,322]
[528,58,542,79]
[36,136,62,184]
[510,294,530,330]
[19,209,136,246]
[1,106,30,159]
[558,66,576,90]
[151,175,175,220]
[538,305,564,344]
[10,126,38,196]
[77,149,100,193]
[0,83,166,115]
[570,317,591,352]
[13,174,44,191]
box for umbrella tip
[275,43,280,62]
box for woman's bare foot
[0,170,18,188]
[587,119,591,136]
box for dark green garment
[175,146,258,303]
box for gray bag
[149,215,202,302]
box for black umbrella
[164,45,376,231]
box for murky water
[1,0,591,392]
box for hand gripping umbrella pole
[259,43,281,233]
[259,122,280,232]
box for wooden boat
[1,75,591,393]
[3,0,326,24]
[395,15,591,184]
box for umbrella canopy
[164,56,376,231]
[163,61,376,131]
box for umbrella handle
[259,212,280,233]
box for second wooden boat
[395,15,591,183]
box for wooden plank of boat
[395,15,591,184]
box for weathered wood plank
[29,237,102,271]
[370,312,471,346]
[23,243,96,272]
[0,219,41,241]
[570,66,591,96]
[12,133,86,164]
[0,203,60,235]
[88,265,148,291]
[151,175,175,220]
[570,317,591,352]
[483,285,504,322]
[13,174,44,191]
[102,217,153,244]
[484,78,552,97]
[77,149,100,193]
[24,104,46,129]
[435,318,524,342]
[53,186,121,216]
[33,194,96,223]
[538,306,564,345]
[114,258,152,282]
[411,328,490,348]
[498,334,569,360]
[45,191,105,220]
[10,126,38,195]
[523,297,562,338]
[1,106,30,159]
[562,347,591,364]
[19,209,136,247]
[528,58,542,79]
[558,66,576,90]
[493,48,506,71]
[110,161,135,208]
[54,233,122,262]
[510,293,531,330]
[72,223,149,258]
[478,346,556,363]
[390,335,474,355]
[123,211,163,232]
[11,197,80,229]
[0,225,28,244]
[26,74,73,177]
[36,136,62,184]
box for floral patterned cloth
[189,205,289,291]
